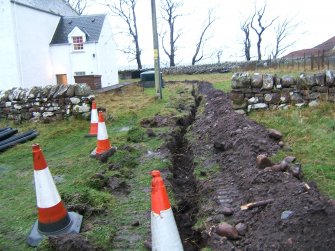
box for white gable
[67,26,86,43]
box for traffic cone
[27,144,83,247]
[86,100,98,137]
[150,170,183,251]
[95,111,112,155]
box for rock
[281,75,295,87]
[215,222,239,240]
[235,223,247,236]
[74,83,91,96]
[219,207,234,216]
[289,163,302,179]
[251,73,263,88]
[53,85,69,98]
[234,109,246,115]
[248,97,259,104]
[264,162,288,172]
[131,221,140,227]
[231,72,251,89]
[70,97,81,104]
[284,156,296,163]
[42,112,54,118]
[281,210,294,220]
[262,74,274,90]
[278,141,284,147]
[308,100,319,107]
[325,70,335,86]
[66,85,76,97]
[314,72,325,86]
[214,141,225,151]
[268,129,283,140]
[256,154,274,169]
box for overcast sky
[85,0,335,69]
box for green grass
[249,102,335,198]
[0,83,194,250]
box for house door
[56,74,68,85]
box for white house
[0,0,118,91]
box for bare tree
[240,17,251,61]
[65,0,87,15]
[191,10,215,65]
[105,0,142,69]
[250,4,278,61]
[160,0,183,67]
[272,18,299,59]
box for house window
[72,36,84,50]
[75,71,86,76]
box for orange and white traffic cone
[150,170,183,251]
[95,111,112,155]
[86,100,98,137]
[27,144,83,247]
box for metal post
[150,0,162,99]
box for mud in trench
[166,88,204,250]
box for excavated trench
[166,86,204,250]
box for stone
[279,141,284,147]
[48,85,59,99]
[5,102,11,107]
[312,86,328,93]
[232,102,247,110]
[74,83,91,96]
[281,210,294,220]
[251,73,263,88]
[215,222,239,240]
[290,163,302,179]
[268,129,282,140]
[314,72,325,86]
[73,103,90,113]
[308,100,319,107]
[53,85,69,98]
[231,72,251,89]
[214,141,225,151]
[262,74,274,90]
[66,85,75,97]
[295,103,306,108]
[256,154,274,169]
[281,75,295,88]
[248,97,259,104]
[231,92,245,102]
[290,92,304,103]
[325,70,335,86]
[248,103,268,112]
[284,156,296,163]
[219,207,234,216]
[298,73,315,88]
[70,97,81,104]
[235,223,247,236]
[42,112,54,118]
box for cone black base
[27,212,83,247]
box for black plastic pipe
[0,130,36,146]
[0,132,39,152]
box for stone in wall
[325,70,335,87]
[231,72,251,89]
[251,73,263,88]
[262,74,274,90]
[298,73,315,89]
[281,75,295,88]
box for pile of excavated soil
[189,82,335,250]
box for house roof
[284,35,335,58]
[11,0,78,16]
[50,14,106,44]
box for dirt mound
[189,83,335,250]
[49,233,99,251]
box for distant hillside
[283,36,335,58]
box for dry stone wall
[0,84,94,123]
[231,70,335,114]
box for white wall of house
[97,17,119,87]
[51,42,101,85]
[12,4,60,89]
[0,1,19,90]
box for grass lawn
[0,83,195,250]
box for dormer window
[73,36,84,50]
